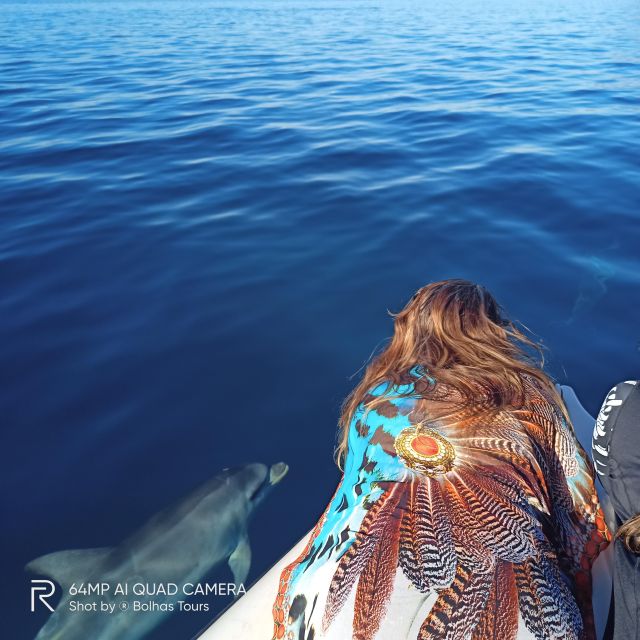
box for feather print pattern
[418,563,493,640]
[398,478,456,592]
[271,366,610,640]
[471,561,518,640]
[321,483,403,631]
[352,496,404,640]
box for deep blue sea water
[1,0,639,638]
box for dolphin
[26,462,288,640]
[565,255,616,325]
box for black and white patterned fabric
[593,381,639,479]
[592,379,640,640]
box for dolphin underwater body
[566,255,616,325]
[26,462,288,640]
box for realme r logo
[31,579,56,612]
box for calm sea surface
[1,0,639,637]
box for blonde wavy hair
[618,514,640,554]
[336,279,565,467]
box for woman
[272,279,609,640]
[592,380,640,639]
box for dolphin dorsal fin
[26,548,111,589]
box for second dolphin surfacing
[26,462,288,640]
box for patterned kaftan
[271,365,609,640]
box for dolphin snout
[269,462,288,485]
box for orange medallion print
[394,426,455,476]
[412,434,440,457]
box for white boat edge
[197,531,311,639]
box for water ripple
[1,1,640,638]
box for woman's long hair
[618,514,640,554]
[336,279,565,467]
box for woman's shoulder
[366,364,424,390]
[361,365,472,414]
[347,366,423,428]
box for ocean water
[1,0,639,638]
